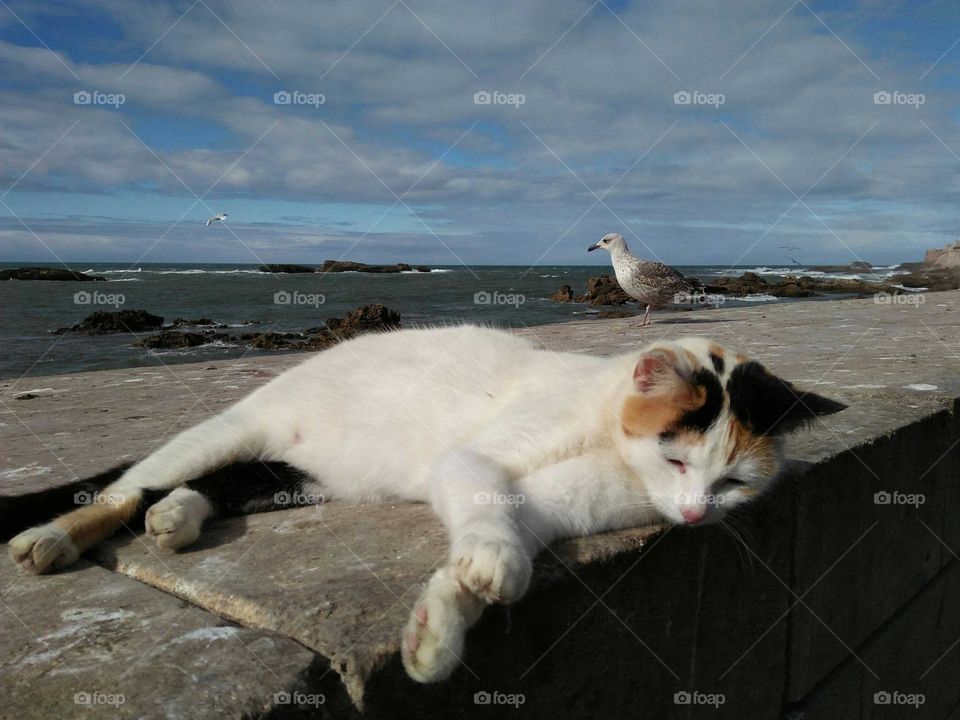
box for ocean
[0,262,906,378]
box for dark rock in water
[137,331,211,349]
[53,309,164,335]
[168,318,224,328]
[583,276,634,306]
[897,267,960,292]
[0,267,106,282]
[549,276,634,306]
[259,264,315,273]
[895,261,928,272]
[704,272,899,298]
[128,305,402,354]
[325,304,401,339]
[317,260,430,274]
[416,266,431,273]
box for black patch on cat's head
[709,352,725,375]
[678,368,724,433]
[727,361,848,436]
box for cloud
[1,0,959,265]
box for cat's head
[614,337,847,526]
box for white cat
[8,325,845,683]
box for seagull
[587,232,703,326]
[203,212,228,228]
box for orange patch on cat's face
[726,418,778,476]
[621,383,708,438]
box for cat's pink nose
[681,507,706,524]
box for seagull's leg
[642,305,652,326]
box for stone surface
[0,558,326,719]
[1,291,959,717]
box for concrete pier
[1,291,958,718]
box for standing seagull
[587,232,702,326]
[203,212,228,228]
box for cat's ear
[728,361,847,435]
[633,349,689,394]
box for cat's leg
[9,407,266,573]
[401,448,535,682]
[145,461,319,551]
[401,565,486,683]
[430,448,535,604]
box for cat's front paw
[451,534,532,604]
[401,572,470,683]
[8,524,78,574]
[145,489,208,550]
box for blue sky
[1,0,959,266]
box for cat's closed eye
[721,478,746,489]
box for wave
[735,293,779,303]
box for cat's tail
[8,407,265,573]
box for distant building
[924,240,960,267]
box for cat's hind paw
[452,534,532,604]
[8,524,78,574]
[145,488,210,550]
[401,569,479,683]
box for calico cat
[8,326,846,683]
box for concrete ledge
[2,292,959,717]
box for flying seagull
[203,212,228,228]
[587,232,703,326]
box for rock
[317,260,429,274]
[583,276,634,306]
[704,272,900,298]
[244,332,299,350]
[897,267,960,292]
[168,318,223,328]
[416,265,432,273]
[551,285,575,302]
[137,331,211,349]
[809,261,873,272]
[53,309,164,335]
[259,264,315,273]
[324,303,401,339]
[0,267,106,281]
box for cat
[7,325,846,683]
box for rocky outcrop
[53,309,164,335]
[134,305,402,353]
[896,267,960,292]
[317,260,430,274]
[923,240,960,268]
[703,272,899,297]
[167,318,225,328]
[0,267,106,282]
[550,276,635,306]
[137,331,211,349]
[809,261,873,273]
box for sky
[0,0,958,267]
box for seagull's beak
[587,242,600,252]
